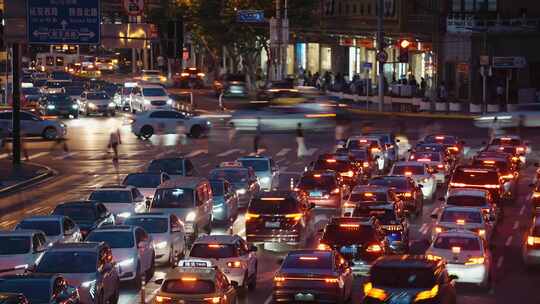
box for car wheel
[132,108,137,114]
[248,263,257,291]
[73,114,79,119]
[140,125,154,139]
[42,127,58,140]
[190,125,202,138]
[109,280,120,304]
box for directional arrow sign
[27,0,101,45]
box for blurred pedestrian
[108,128,122,161]
[20,131,29,161]
[496,84,505,111]
[50,136,69,156]
[254,117,261,154]
[296,123,307,158]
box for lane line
[419,223,428,235]
[276,148,291,157]
[53,151,79,160]
[185,149,208,158]
[513,221,519,230]
[497,256,504,269]
[28,151,49,160]
[520,205,526,216]
[217,149,241,157]
[505,236,513,247]
[264,294,273,304]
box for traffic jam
[1,119,538,304]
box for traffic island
[0,161,56,196]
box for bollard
[140,274,146,304]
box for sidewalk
[0,160,55,195]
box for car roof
[56,200,100,208]
[328,216,376,226]
[455,166,498,173]
[93,187,132,192]
[0,273,59,281]
[447,188,489,197]
[48,242,102,251]
[139,84,165,89]
[166,267,217,281]
[0,230,42,237]
[372,255,442,269]
[393,161,427,167]
[351,185,389,194]
[129,213,170,219]
[286,250,333,259]
[442,206,483,213]
[21,215,65,222]
[493,134,520,140]
[303,170,337,177]
[99,184,134,190]
[193,234,242,245]
[158,177,208,189]
[436,229,480,239]
[237,155,271,161]
[255,190,295,199]
[93,225,135,232]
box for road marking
[276,148,291,157]
[185,149,207,158]
[497,256,504,269]
[420,223,428,235]
[217,149,241,157]
[264,294,273,304]
[505,236,513,247]
[201,163,210,168]
[28,151,49,160]
[513,221,519,230]
[53,151,78,160]
[520,205,526,216]
[304,148,318,156]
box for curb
[348,108,478,120]
[0,162,57,197]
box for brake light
[313,174,321,178]
[285,213,303,221]
[324,278,339,284]
[363,162,369,168]
[449,146,459,152]
[465,257,485,265]
[414,285,439,301]
[299,256,318,260]
[197,72,206,77]
[359,139,368,143]
[245,212,260,221]
[364,282,388,301]
[402,192,412,198]
[533,192,540,198]
[274,276,286,282]
[437,164,444,169]
[340,223,360,228]
[326,159,337,163]
[366,244,383,253]
[227,261,242,268]
[331,188,340,194]
[317,243,331,250]
[364,193,374,197]
[477,229,486,237]
[181,277,197,282]
[341,170,354,178]
[528,236,540,245]
[417,158,431,162]
[435,227,442,234]
[208,244,222,248]
[343,202,355,208]
[204,297,220,303]
[155,296,172,303]
[483,160,496,164]
[180,72,189,77]
[426,254,442,261]
[456,219,466,225]
[404,171,413,176]
[451,246,461,254]
[435,136,445,140]
[371,148,381,153]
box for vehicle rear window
[369,178,410,190]
[143,88,167,97]
[162,279,215,294]
[86,231,134,248]
[123,174,162,188]
[371,266,436,288]
[452,169,499,185]
[410,152,441,162]
[64,87,84,95]
[313,160,351,172]
[53,206,97,221]
[239,159,269,172]
[472,160,510,174]
[433,236,481,251]
[298,175,336,189]
[248,197,299,214]
[491,138,521,146]
[148,159,184,175]
[349,192,387,203]
[322,224,375,245]
[210,169,249,183]
[21,88,40,95]
[0,280,51,303]
[124,217,168,234]
[392,165,425,175]
[190,244,238,259]
[152,188,195,208]
[415,144,444,152]
[446,195,487,207]
[0,236,31,255]
[89,191,132,203]
[210,181,224,196]
[282,254,332,269]
[346,140,377,150]
[17,220,60,236]
[36,251,97,273]
[424,136,458,145]
[440,210,482,223]
[87,93,109,99]
[353,208,397,224]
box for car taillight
[476,229,486,237]
[331,188,340,194]
[364,282,388,301]
[437,164,444,169]
[533,192,540,198]
[317,243,331,250]
[245,212,260,221]
[363,162,369,168]
[227,261,242,268]
[274,276,286,282]
[465,257,485,265]
[341,171,354,178]
[414,285,439,301]
[366,244,383,253]
[285,213,303,221]
[155,296,172,303]
[501,173,515,180]
[204,296,221,303]
[527,236,540,246]
[517,146,525,153]
[435,226,442,234]
[402,192,412,198]
[449,146,459,152]
[343,202,355,208]
[324,277,339,284]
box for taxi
[345,136,387,171]
[471,156,518,200]
[154,259,238,304]
[389,161,437,201]
[368,176,424,218]
[236,156,278,191]
[523,216,540,266]
[426,230,491,287]
[311,154,362,186]
[342,185,401,217]
[273,250,353,303]
[317,217,389,276]
[336,147,376,179]
[295,170,347,212]
[422,134,465,159]
[449,166,504,204]
[408,151,449,185]
[188,235,258,290]
[431,206,494,242]
[489,135,530,162]
[210,162,260,208]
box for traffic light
[398,39,410,63]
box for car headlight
[186,211,196,222]
[154,241,168,249]
[117,212,131,218]
[143,99,151,105]
[236,188,246,195]
[47,104,55,110]
[71,104,78,109]
[108,102,116,107]
[167,99,173,105]
[259,177,270,184]
[206,121,211,126]
[117,258,134,267]
[88,103,97,109]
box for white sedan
[0,111,67,140]
[389,161,437,201]
[130,110,211,139]
[474,103,540,128]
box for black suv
[369,176,424,217]
[52,201,115,239]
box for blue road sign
[363,62,373,69]
[27,0,101,45]
[237,10,265,23]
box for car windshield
[313,160,351,172]
[89,191,132,203]
[190,243,238,258]
[143,88,167,97]
[371,266,436,288]
[123,174,162,188]
[346,140,378,150]
[210,169,249,183]
[152,188,194,208]
[22,88,40,95]
[46,95,72,104]
[161,279,215,294]
[353,208,397,224]
[124,217,168,234]
[0,280,51,303]
[299,175,336,189]
[491,138,521,146]
[226,74,246,82]
[424,135,458,145]
[0,236,31,255]
[17,220,60,236]
[148,159,184,175]
[248,197,299,214]
[446,195,487,207]
[433,236,481,251]
[282,254,332,269]
[239,159,269,172]
[348,149,368,160]
[64,87,84,95]
[51,72,71,80]
[53,206,97,221]
[322,224,375,245]
[472,160,510,174]
[369,178,410,190]
[210,181,224,196]
[440,210,482,223]
[410,152,441,162]
[392,165,425,175]
[415,145,445,153]
[452,169,499,185]
[36,251,97,273]
[350,192,387,203]
[86,231,134,248]
[87,93,109,100]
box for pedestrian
[296,123,307,158]
[50,136,69,156]
[108,128,122,161]
[489,117,499,141]
[438,82,448,102]
[253,117,261,154]
[420,77,427,97]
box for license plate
[294,293,315,301]
[310,191,322,197]
[265,221,280,228]
[340,245,357,255]
[389,294,412,304]
[190,75,197,78]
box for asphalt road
[1,103,539,303]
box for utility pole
[377,0,385,112]
[11,43,20,164]
[270,0,288,81]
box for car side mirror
[230,281,239,288]
[396,139,400,143]
[155,279,164,285]
[448,274,459,281]
[309,203,316,210]
[249,245,258,252]
[438,197,445,202]
[430,213,438,219]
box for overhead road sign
[237,10,265,23]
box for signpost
[27,0,101,45]
[492,56,527,69]
[237,10,265,23]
